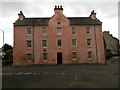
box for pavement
[1,56,119,88]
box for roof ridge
[25,17,51,19]
[25,17,90,19]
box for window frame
[43,53,48,60]
[27,53,32,61]
[72,39,77,47]
[86,27,90,34]
[57,27,62,35]
[87,39,91,46]
[88,51,92,59]
[27,40,32,48]
[42,27,47,35]
[72,52,77,60]
[27,28,32,35]
[42,40,47,48]
[71,27,76,34]
[57,40,62,47]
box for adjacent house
[103,31,119,58]
[13,5,105,65]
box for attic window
[57,22,60,24]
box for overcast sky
[0,0,119,47]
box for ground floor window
[88,51,92,59]
[43,53,48,60]
[27,53,32,61]
[72,52,77,60]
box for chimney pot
[58,5,59,8]
[90,10,96,19]
[18,11,25,20]
[55,5,57,9]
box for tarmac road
[2,56,119,88]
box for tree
[2,43,13,53]
[2,43,13,60]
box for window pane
[27,40,31,48]
[72,39,76,47]
[42,40,47,47]
[87,39,91,46]
[88,51,92,58]
[86,27,90,34]
[27,28,32,34]
[42,27,47,35]
[72,52,77,59]
[27,53,32,61]
[57,27,62,35]
[72,27,76,34]
[57,40,62,47]
[43,53,47,60]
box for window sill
[43,60,48,61]
[42,47,47,48]
[58,47,62,48]
[27,47,32,49]
[73,59,77,60]
[27,34,32,36]
[88,58,92,60]
[72,46,77,48]
[42,34,47,36]
[27,60,32,62]
[87,45,92,48]
[57,34,62,35]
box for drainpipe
[94,25,98,64]
[32,26,34,64]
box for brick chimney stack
[18,11,25,20]
[54,5,63,14]
[89,10,96,19]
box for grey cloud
[2,2,27,17]
[1,2,118,18]
[60,2,118,18]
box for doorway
[57,53,62,64]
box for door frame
[57,52,62,64]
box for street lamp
[0,29,4,58]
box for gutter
[32,26,34,64]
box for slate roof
[14,17,102,26]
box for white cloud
[1,0,119,2]
[0,0,119,47]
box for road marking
[2,72,68,76]
[70,72,78,86]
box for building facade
[103,31,119,58]
[13,6,105,65]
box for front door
[57,53,62,64]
